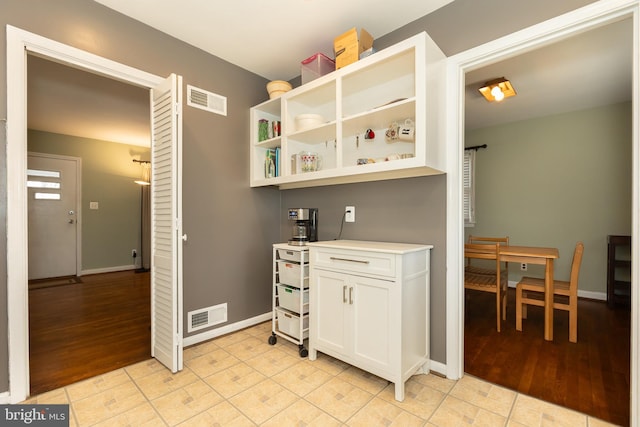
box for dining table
[499,245,560,341]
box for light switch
[89,201,99,210]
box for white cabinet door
[312,268,395,374]
[312,269,349,355]
[351,275,394,373]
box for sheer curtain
[463,149,476,226]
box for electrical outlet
[345,206,355,223]
[132,249,137,258]
[520,263,527,271]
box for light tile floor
[23,321,621,426]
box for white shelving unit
[269,243,310,357]
[250,31,446,189]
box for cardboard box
[334,27,374,69]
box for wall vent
[187,85,227,116]
[188,303,227,332]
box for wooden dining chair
[465,235,509,277]
[515,242,584,343]
[464,242,508,332]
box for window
[463,149,476,226]
[28,168,62,201]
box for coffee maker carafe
[288,208,318,246]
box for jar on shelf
[258,119,269,142]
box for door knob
[182,234,188,242]
[68,219,75,224]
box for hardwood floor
[465,288,630,426]
[29,270,151,396]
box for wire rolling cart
[268,243,309,357]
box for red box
[301,53,335,85]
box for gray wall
[28,130,150,271]
[281,176,447,360]
[465,102,632,293]
[1,0,280,392]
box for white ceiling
[26,2,633,145]
[465,18,632,130]
[93,0,455,81]
[27,55,150,147]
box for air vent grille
[187,85,227,116]
[187,303,227,332]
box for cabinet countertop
[307,240,433,254]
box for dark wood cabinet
[607,235,631,308]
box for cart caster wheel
[268,334,277,345]
[299,346,308,358]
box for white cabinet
[250,32,446,189]
[269,243,309,357]
[308,240,432,401]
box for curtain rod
[464,144,487,151]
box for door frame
[27,152,83,279]
[444,0,639,423]
[6,25,164,402]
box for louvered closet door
[151,73,184,373]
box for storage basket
[277,284,309,314]
[277,248,309,263]
[276,308,309,340]
[277,260,309,287]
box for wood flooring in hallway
[29,270,151,396]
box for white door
[311,269,349,354]
[151,73,184,372]
[27,154,79,280]
[351,275,392,370]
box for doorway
[460,19,632,423]
[444,1,640,424]
[6,25,185,403]
[25,61,150,394]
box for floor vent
[188,303,227,332]
[187,85,227,116]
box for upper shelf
[249,32,446,189]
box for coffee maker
[288,208,318,246]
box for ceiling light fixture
[479,77,516,102]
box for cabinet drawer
[311,247,395,278]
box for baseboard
[577,290,607,301]
[183,312,272,347]
[0,391,9,404]
[428,359,447,377]
[507,280,606,301]
[81,265,136,276]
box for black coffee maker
[288,208,318,246]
